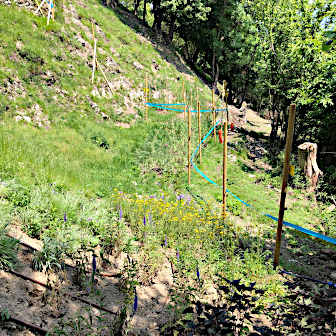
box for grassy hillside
[0,0,335,335]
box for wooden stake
[222,121,228,219]
[96,60,114,96]
[91,23,97,84]
[35,0,46,15]
[91,39,97,84]
[52,0,55,20]
[274,104,296,269]
[188,106,192,185]
[197,100,201,164]
[145,73,148,121]
[182,80,185,102]
[190,88,193,111]
[183,91,186,119]
[47,0,52,25]
[212,88,216,141]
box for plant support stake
[197,100,201,164]
[145,73,148,120]
[183,91,186,120]
[212,88,216,141]
[222,121,228,219]
[91,22,97,84]
[274,104,296,268]
[188,106,192,185]
[47,0,52,25]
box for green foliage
[32,236,67,273]
[0,223,19,271]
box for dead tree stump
[298,142,323,192]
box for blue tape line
[147,103,184,113]
[265,214,336,245]
[148,102,228,114]
[154,103,186,106]
[46,0,54,8]
[190,123,336,246]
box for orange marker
[218,129,223,144]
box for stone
[23,115,31,123]
[330,272,336,281]
[133,61,143,70]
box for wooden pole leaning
[91,23,97,84]
[274,104,296,269]
[197,101,201,164]
[188,106,192,185]
[96,61,114,96]
[35,0,46,15]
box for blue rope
[190,122,336,246]
[147,102,227,114]
[46,0,54,8]
[154,103,186,106]
[280,270,336,288]
[147,103,184,113]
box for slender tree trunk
[133,0,140,15]
[192,48,199,64]
[214,62,219,90]
[152,0,163,33]
[142,0,147,23]
[168,16,176,43]
[212,48,216,89]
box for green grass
[0,0,335,332]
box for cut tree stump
[298,142,323,192]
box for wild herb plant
[0,223,19,270]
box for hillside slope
[0,1,335,335]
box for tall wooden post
[91,23,97,84]
[183,91,186,120]
[197,101,201,164]
[52,0,55,20]
[274,104,296,268]
[190,88,193,112]
[222,121,228,219]
[145,74,148,121]
[212,88,216,141]
[188,106,192,185]
[47,0,52,25]
[182,80,185,104]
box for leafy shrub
[4,180,31,207]
[0,224,19,270]
[32,236,67,273]
[90,134,110,150]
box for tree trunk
[192,48,199,65]
[152,0,163,33]
[168,16,176,43]
[211,49,216,89]
[214,62,219,91]
[133,0,140,15]
[142,0,147,23]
